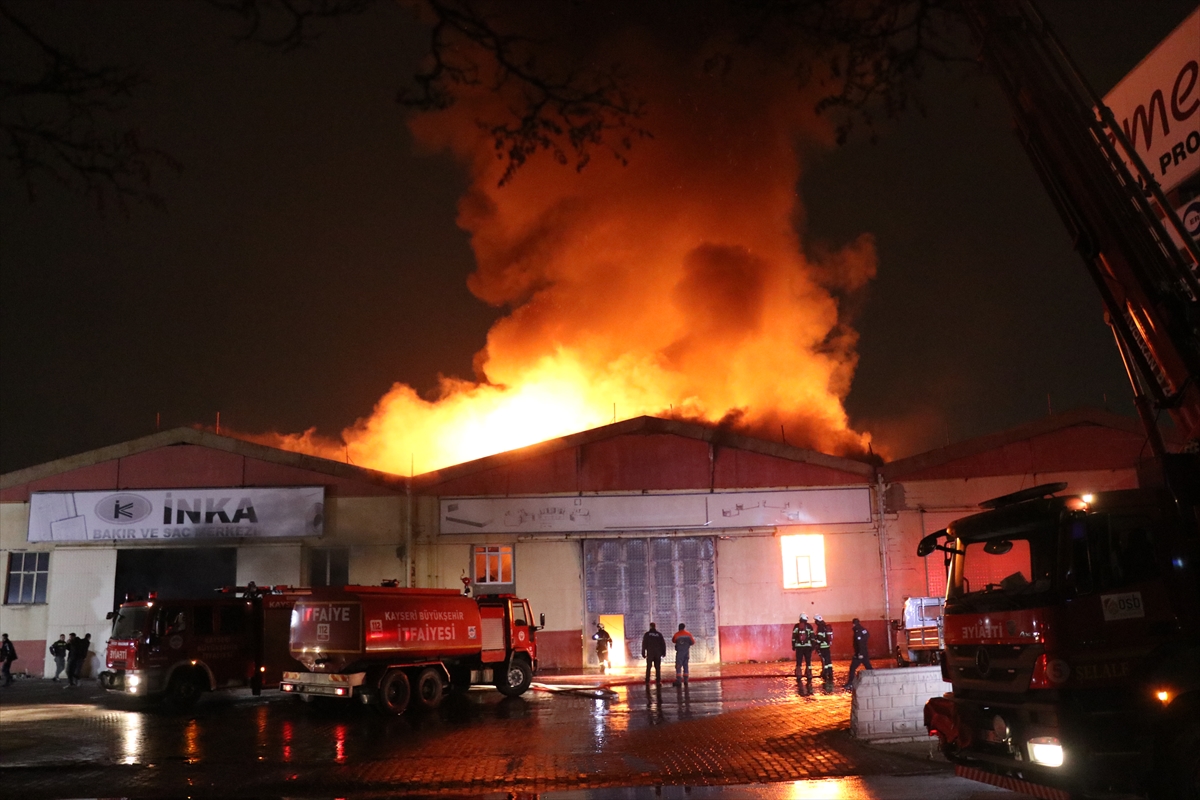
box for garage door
[583,537,717,666]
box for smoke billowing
[264,3,878,474]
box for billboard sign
[28,487,325,543]
[1103,7,1200,196]
[440,486,872,534]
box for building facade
[1,408,1159,677]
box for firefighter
[791,613,815,682]
[814,615,834,683]
[592,622,613,673]
[846,618,873,689]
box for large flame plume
[261,7,877,475]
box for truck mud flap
[955,765,1070,800]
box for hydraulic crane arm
[963,0,1200,454]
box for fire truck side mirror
[539,613,545,630]
[917,532,942,557]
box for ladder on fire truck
[962,0,1200,477]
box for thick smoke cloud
[263,3,879,474]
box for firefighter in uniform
[592,623,613,673]
[814,615,834,683]
[791,613,815,682]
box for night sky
[1,0,1195,474]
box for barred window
[5,551,49,604]
[474,545,513,585]
[781,534,827,589]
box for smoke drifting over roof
[264,3,878,473]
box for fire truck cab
[100,585,306,708]
[920,481,1200,798]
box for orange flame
[259,14,876,475]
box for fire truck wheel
[377,669,410,715]
[414,667,444,710]
[165,670,202,709]
[495,659,533,697]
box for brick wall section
[850,665,949,742]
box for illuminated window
[5,551,49,604]
[474,545,513,585]
[781,535,827,589]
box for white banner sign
[440,487,872,534]
[1103,7,1200,195]
[28,487,325,543]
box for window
[193,606,215,636]
[5,552,49,604]
[219,604,247,635]
[309,548,349,587]
[781,535,827,589]
[474,545,513,585]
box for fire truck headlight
[1028,737,1064,767]
[127,674,140,689]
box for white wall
[45,548,117,679]
[515,540,582,632]
[851,665,950,742]
[716,526,884,627]
[237,544,302,587]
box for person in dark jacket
[592,623,613,673]
[65,632,87,687]
[791,613,815,682]
[49,634,68,681]
[846,618,874,688]
[814,616,834,683]
[1,633,17,686]
[641,622,667,684]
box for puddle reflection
[120,711,141,765]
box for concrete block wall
[850,665,949,742]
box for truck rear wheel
[495,659,532,697]
[165,669,203,710]
[414,667,445,710]
[376,668,410,715]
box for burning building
[0,407,1153,676]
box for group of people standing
[591,614,875,690]
[792,614,873,689]
[49,632,91,686]
[592,621,696,686]
[0,631,90,687]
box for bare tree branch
[0,1,178,210]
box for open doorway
[598,614,627,667]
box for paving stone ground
[0,661,949,798]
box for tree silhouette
[1,0,968,202]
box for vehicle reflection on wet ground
[0,667,1010,799]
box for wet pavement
[0,662,1028,799]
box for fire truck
[919,3,1199,799]
[281,583,541,715]
[100,584,308,708]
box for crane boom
[963,0,1200,454]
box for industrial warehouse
[0,407,1156,678]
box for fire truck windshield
[111,607,151,639]
[946,532,1057,610]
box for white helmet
[799,614,808,622]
